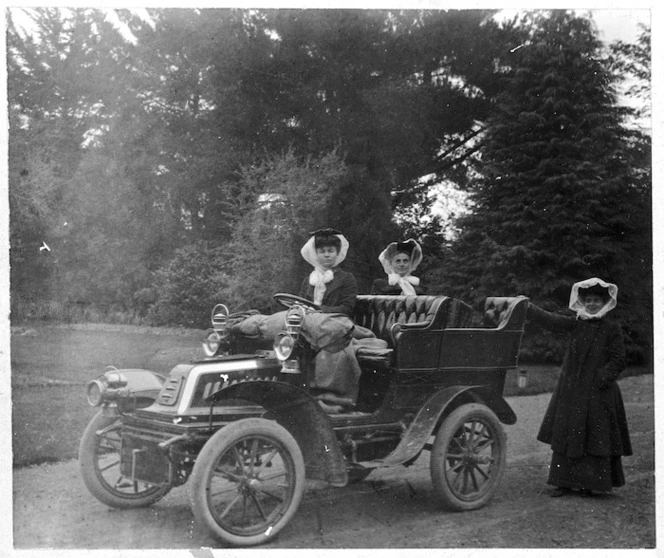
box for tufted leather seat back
[483,296,529,330]
[354,295,472,345]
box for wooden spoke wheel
[430,403,506,511]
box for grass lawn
[10,321,651,467]
[11,322,204,467]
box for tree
[608,24,651,124]
[147,241,229,328]
[219,148,350,312]
[7,8,158,307]
[440,11,651,361]
[6,8,541,323]
[606,24,652,363]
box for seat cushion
[354,338,393,368]
[353,295,444,344]
[483,297,528,330]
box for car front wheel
[79,410,171,508]
[430,403,506,511]
[189,418,305,547]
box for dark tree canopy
[434,11,651,361]
[7,8,651,360]
[8,8,500,303]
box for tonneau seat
[352,295,473,368]
[482,296,530,330]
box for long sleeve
[526,302,575,332]
[298,276,310,299]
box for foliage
[148,242,230,328]
[608,24,651,123]
[10,295,148,325]
[7,8,163,304]
[8,7,502,320]
[325,168,402,291]
[437,11,652,362]
[220,148,348,312]
[6,8,652,362]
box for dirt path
[10,375,656,551]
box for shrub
[219,148,349,312]
[147,242,229,328]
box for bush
[219,148,349,312]
[147,242,230,328]
[10,294,147,325]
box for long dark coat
[299,268,357,317]
[527,304,632,459]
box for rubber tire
[189,418,305,547]
[430,403,506,511]
[79,410,171,508]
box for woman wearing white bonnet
[525,277,632,497]
[298,228,357,316]
[568,277,618,320]
[298,228,360,413]
[371,239,424,295]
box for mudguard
[207,381,348,486]
[360,385,516,469]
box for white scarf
[387,272,420,296]
[309,268,334,305]
[301,233,349,304]
[378,239,423,296]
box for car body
[79,293,530,547]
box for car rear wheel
[430,403,506,511]
[79,410,171,508]
[189,418,305,547]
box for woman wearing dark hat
[299,229,360,413]
[526,277,632,497]
[299,228,357,316]
[371,239,424,295]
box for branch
[392,140,484,197]
[434,125,486,163]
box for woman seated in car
[299,228,357,317]
[299,228,360,413]
[371,239,424,295]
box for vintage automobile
[79,292,530,547]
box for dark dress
[299,268,357,317]
[527,304,632,492]
[299,268,360,406]
[370,278,424,295]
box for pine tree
[442,11,651,361]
